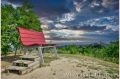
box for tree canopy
[1,0,42,56]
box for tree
[1,4,15,56]
[15,0,42,31]
[1,0,42,57]
[69,44,78,54]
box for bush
[57,39,119,64]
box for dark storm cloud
[72,0,118,20]
[70,25,106,31]
[81,30,119,41]
[2,0,119,43]
[4,0,119,19]
[4,0,24,5]
[33,0,70,18]
[4,0,70,18]
[59,20,80,28]
[102,0,119,10]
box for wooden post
[24,47,27,55]
[38,47,44,64]
[53,46,59,58]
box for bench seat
[17,27,58,64]
[22,43,56,47]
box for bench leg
[53,46,59,58]
[38,47,44,64]
[24,47,27,55]
[28,48,36,55]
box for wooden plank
[28,61,39,67]
[22,43,56,46]
[34,57,40,61]
[20,55,40,61]
[17,27,46,46]
[5,62,40,75]
[17,27,56,46]
[13,60,33,65]
[6,66,27,71]
[20,55,39,59]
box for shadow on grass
[1,53,59,69]
[1,54,23,69]
[1,55,23,63]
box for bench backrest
[17,27,46,46]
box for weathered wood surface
[5,56,40,75]
[20,55,40,61]
[13,60,33,65]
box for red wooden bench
[16,27,58,63]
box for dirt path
[1,55,119,79]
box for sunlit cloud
[73,1,83,12]
[89,0,100,8]
[57,13,75,23]
[102,0,119,9]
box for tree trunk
[14,47,17,58]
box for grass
[88,66,102,70]
[53,71,56,75]
[106,69,118,74]
[81,70,84,73]
[82,64,87,67]
[88,69,90,71]
[39,56,58,67]
[60,54,119,77]
[53,72,56,75]
[76,63,81,67]
[60,54,118,68]
[43,57,57,63]
[1,52,119,79]
[39,55,59,67]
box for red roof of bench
[17,27,56,46]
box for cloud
[3,0,71,18]
[55,24,67,29]
[82,30,119,41]
[2,0,22,8]
[70,25,106,32]
[57,12,75,23]
[102,0,119,10]
[2,0,119,43]
[4,0,24,4]
[32,0,71,18]
[45,28,118,43]
[89,0,100,8]
[73,1,83,12]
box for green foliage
[1,0,42,56]
[1,4,15,56]
[57,40,119,64]
[57,44,78,54]
[69,44,78,54]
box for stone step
[20,55,40,61]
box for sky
[2,0,119,44]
